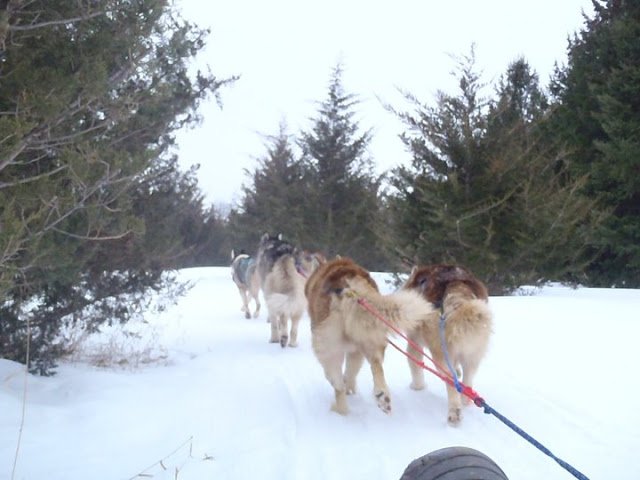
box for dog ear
[261,232,269,242]
[417,274,429,291]
[313,252,327,265]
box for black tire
[399,446,509,480]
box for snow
[2,267,639,480]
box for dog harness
[235,256,255,286]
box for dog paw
[269,336,279,343]
[244,311,251,319]
[375,390,392,414]
[331,402,349,415]
[288,340,298,348]
[409,380,425,391]
[447,407,462,425]
[280,335,288,348]
[345,380,357,395]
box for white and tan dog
[230,250,261,319]
[403,263,492,425]
[256,233,320,347]
[305,257,433,415]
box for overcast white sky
[175,0,594,206]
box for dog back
[256,233,297,285]
[305,257,378,330]
[404,264,488,308]
[404,263,492,356]
[231,254,255,287]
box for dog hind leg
[268,312,280,343]
[252,292,261,319]
[278,314,288,348]
[344,351,364,394]
[407,333,426,391]
[249,275,261,319]
[238,287,251,319]
[459,358,480,406]
[287,311,302,347]
[365,348,392,414]
[320,350,349,415]
[433,352,463,425]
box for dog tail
[377,289,435,334]
[265,291,306,318]
[346,279,434,334]
[445,298,493,337]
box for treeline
[1,0,637,374]
[227,0,639,293]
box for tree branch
[9,10,106,32]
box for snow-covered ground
[2,267,639,480]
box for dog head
[404,263,488,307]
[258,232,291,256]
[256,232,297,281]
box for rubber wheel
[399,446,509,480]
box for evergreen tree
[228,121,307,254]
[297,64,387,268]
[549,0,640,286]
[128,157,231,270]
[388,52,600,292]
[0,0,230,373]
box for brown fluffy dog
[403,264,492,425]
[305,257,434,415]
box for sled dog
[230,250,261,319]
[256,233,320,347]
[403,264,492,425]
[305,257,434,415]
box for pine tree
[297,64,387,268]
[549,0,640,286]
[388,52,600,292]
[228,121,307,254]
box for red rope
[358,299,591,479]
[357,297,483,405]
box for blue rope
[479,399,590,480]
[438,311,590,480]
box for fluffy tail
[444,298,493,338]
[372,289,435,334]
[344,278,435,334]
[265,292,305,317]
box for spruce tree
[297,64,386,268]
[388,53,600,292]
[550,0,640,286]
[228,121,307,254]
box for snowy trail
[1,267,639,479]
